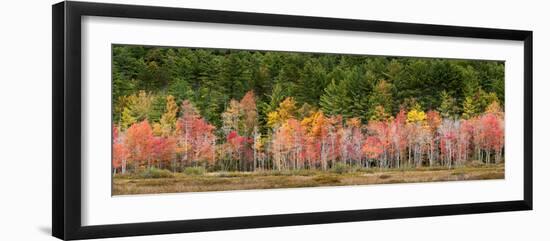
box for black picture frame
[52,1,533,240]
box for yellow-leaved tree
[153,95,178,136]
[267,97,297,128]
[406,103,427,123]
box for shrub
[331,163,351,174]
[139,167,174,178]
[468,160,485,168]
[183,166,206,176]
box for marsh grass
[378,174,392,179]
[183,166,207,176]
[113,164,504,195]
[312,175,341,184]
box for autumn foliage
[113,91,504,174]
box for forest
[111,45,505,193]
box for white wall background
[0,0,547,240]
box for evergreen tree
[346,66,374,122]
[367,80,393,120]
[149,94,166,123]
[319,79,353,117]
[438,91,459,119]
[295,59,328,105]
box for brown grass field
[112,164,504,195]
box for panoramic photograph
[111,45,505,195]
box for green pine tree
[367,79,393,121]
[320,79,353,117]
[438,91,458,119]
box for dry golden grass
[112,164,504,195]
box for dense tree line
[112,45,505,173]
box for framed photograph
[52,1,533,240]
